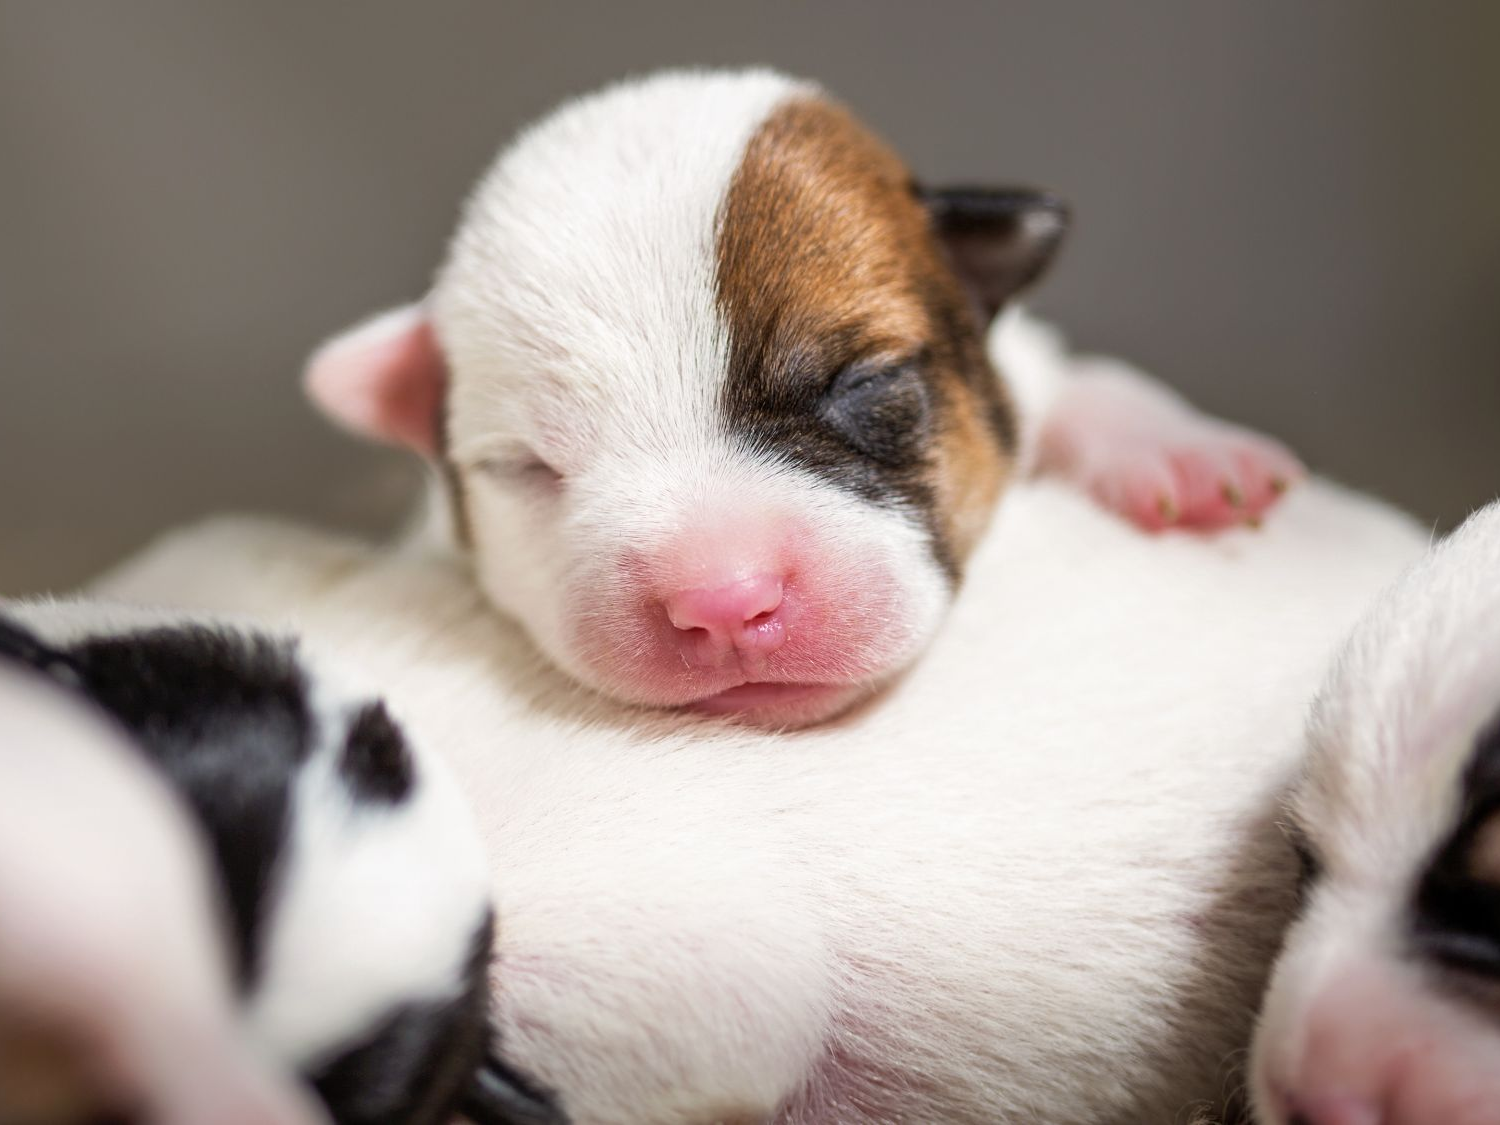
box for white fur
[421,70,952,716]
[1250,500,1500,1124]
[246,673,491,1070]
[310,69,1302,727]
[94,477,1425,1123]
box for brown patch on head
[715,96,1015,577]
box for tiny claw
[1158,495,1179,524]
[1245,515,1264,530]
[1270,476,1290,495]
[1222,481,1245,507]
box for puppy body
[95,477,1423,1123]
[1251,501,1500,1124]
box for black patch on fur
[720,331,967,582]
[718,324,946,528]
[70,626,312,991]
[819,356,933,469]
[310,912,562,1125]
[0,615,81,684]
[340,701,415,804]
[1411,709,1500,976]
[0,615,311,991]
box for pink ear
[304,304,447,456]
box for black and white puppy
[1251,501,1500,1125]
[0,607,560,1125]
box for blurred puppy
[0,606,560,1125]
[305,68,1302,728]
[1251,501,1500,1124]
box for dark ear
[0,616,79,685]
[922,187,1069,324]
[460,1053,567,1125]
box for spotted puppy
[307,69,1302,727]
[0,607,560,1125]
[1251,501,1500,1125]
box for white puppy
[1251,501,1500,1125]
[94,476,1423,1124]
[305,69,1302,728]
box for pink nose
[664,575,787,664]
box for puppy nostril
[664,576,784,634]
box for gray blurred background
[2,1,1496,597]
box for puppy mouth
[686,681,859,719]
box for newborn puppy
[0,608,559,1125]
[0,651,325,1125]
[1250,501,1500,1124]
[306,69,1301,727]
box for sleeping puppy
[305,68,1302,728]
[0,607,560,1125]
[0,651,325,1125]
[1250,500,1500,1124]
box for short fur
[308,69,1300,729]
[1250,500,1500,1124]
[93,476,1424,1123]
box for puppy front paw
[1036,366,1305,533]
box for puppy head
[307,70,1065,727]
[1250,502,1500,1125]
[0,612,560,1125]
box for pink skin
[1039,365,1305,533]
[572,526,905,727]
[664,575,789,666]
[1255,956,1500,1125]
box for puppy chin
[572,642,902,729]
[685,680,876,729]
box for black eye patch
[1411,709,1500,978]
[819,360,931,468]
[718,331,957,580]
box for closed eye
[819,355,931,467]
[827,362,909,398]
[822,348,926,400]
[1412,800,1500,981]
[1279,821,1323,905]
[477,451,564,490]
[1412,918,1500,977]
